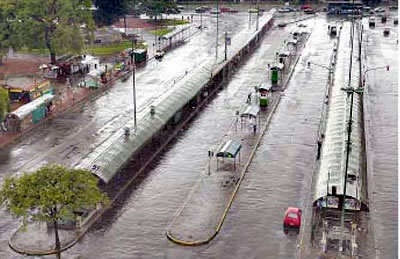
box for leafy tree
[0,2,21,64]
[93,0,129,26]
[2,0,96,64]
[142,0,176,21]
[0,87,10,122]
[0,164,109,258]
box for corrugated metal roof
[10,93,54,120]
[75,10,276,184]
[216,140,242,158]
[313,23,366,209]
[240,105,260,119]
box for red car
[283,207,302,231]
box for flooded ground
[62,16,333,259]
[362,15,398,259]
[0,12,397,259]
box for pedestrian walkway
[167,28,308,245]
[0,69,132,149]
[167,92,281,245]
[9,223,77,256]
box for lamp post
[224,32,231,61]
[362,65,389,87]
[307,61,334,83]
[131,38,137,130]
[256,0,260,31]
[248,0,252,29]
[216,0,219,59]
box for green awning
[216,140,241,158]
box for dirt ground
[0,17,153,78]
[115,16,155,29]
[0,54,48,78]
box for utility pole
[224,31,228,61]
[339,7,356,250]
[249,0,252,29]
[200,12,203,29]
[256,0,259,31]
[216,0,219,59]
[131,39,137,130]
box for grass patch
[17,41,148,57]
[149,28,174,36]
[83,41,148,56]
[163,19,190,26]
[18,47,49,55]
[84,41,133,56]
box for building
[326,0,364,14]
[5,77,52,104]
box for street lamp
[256,0,260,31]
[216,0,219,59]
[307,61,334,83]
[337,84,363,253]
[130,38,137,130]
[362,65,389,87]
[224,32,231,61]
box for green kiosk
[270,63,284,85]
[258,82,272,107]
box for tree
[0,87,10,122]
[0,1,21,64]
[142,0,176,21]
[0,164,109,258]
[2,0,96,64]
[93,0,129,26]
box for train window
[348,174,356,181]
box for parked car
[300,4,312,10]
[195,7,206,13]
[374,7,385,13]
[383,27,390,36]
[210,8,221,14]
[394,17,398,25]
[283,207,302,232]
[220,7,231,13]
[330,26,337,36]
[166,8,180,14]
[389,6,398,11]
[362,6,371,13]
[154,50,165,60]
[278,7,291,13]
[369,17,376,27]
[304,8,315,14]
[248,8,259,13]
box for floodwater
[362,16,398,259]
[62,16,335,259]
[0,13,396,259]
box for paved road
[0,13,396,259]
[57,15,337,259]
[0,12,254,258]
[362,15,398,259]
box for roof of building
[6,77,50,92]
[8,93,54,119]
[74,10,277,184]
[216,140,242,158]
[240,104,260,119]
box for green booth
[270,63,284,85]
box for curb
[166,29,309,246]
[0,69,132,150]
[9,227,79,256]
